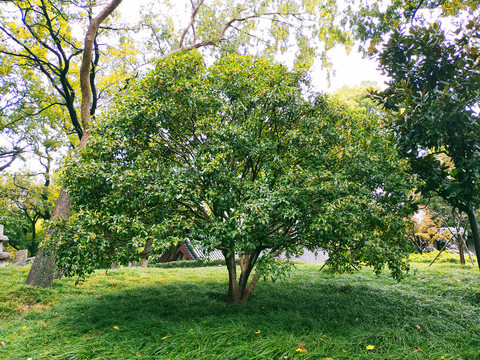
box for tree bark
[224,251,239,303]
[466,205,480,271]
[25,0,123,287]
[458,234,465,266]
[26,188,70,287]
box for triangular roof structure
[159,239,224,263]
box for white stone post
[0,225,12,267]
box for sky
[311,47,387,93]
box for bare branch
[0,147,26,171]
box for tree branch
[179,0,205,49]
[80,0,123,133]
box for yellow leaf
[366,345,376,351]
[113,326,120,330]
[161,334,171,340]
[255,330,261,334]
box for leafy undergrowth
[1,260,479,360]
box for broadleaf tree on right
[371,19,480,268]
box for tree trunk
[458,234,465,266]
[29,219,36,256]
[26,188,70,287]
[140,237,153,268]
[25,0,123,287]
[223,250,260,303]
[466,205,480,271]
[223,251,239,303]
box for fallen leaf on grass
[296,343,308,353]
[113,326,120,330]
[366,345,376,351]
[161,334,171,340]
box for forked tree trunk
[466,204,480,271]
[223,249,261,303]
[25,0,124,287]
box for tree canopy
[47,53,416,302]
[0,172,58,255]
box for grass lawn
[1,254,480,359]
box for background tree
[371,19,480,269]
[0,127,60,255]
[47,53,415,303]
[0,172,58,255]
[330,82,381,112]
[409,207,443,253]
[347,0,480,52]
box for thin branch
[0,147,25,171]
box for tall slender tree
[26,0,124,287]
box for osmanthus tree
[48,53,416,303]
[9,0,398,288]
[371,19,480,269]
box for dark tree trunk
[458,234,465,266]
[224,251,239,303]
[29,218,36,256]
[466,205,480,271]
